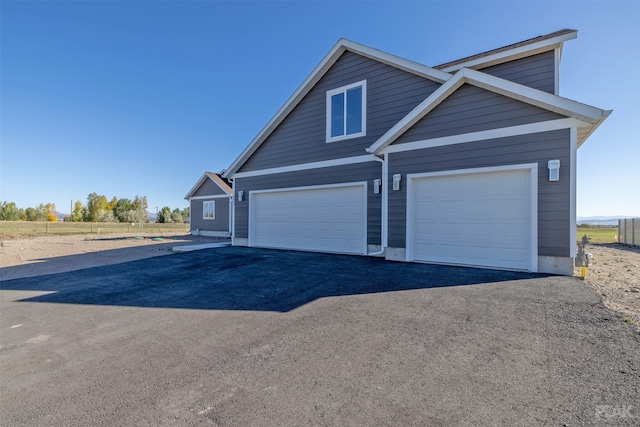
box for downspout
[368,154,386,256]
[229,178,235,243]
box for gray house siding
[190,198,230,233]
[387,128,571,257]
[238,51,441,173]
[192,178,228,197]
[394,84,564,144]
[480,51,556,94]
[234,161,382,244]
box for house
[185,172,232,237]
[221,29,610,275]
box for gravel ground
[576,243,640,331]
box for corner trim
[570,127,577,257]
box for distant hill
[577,216,634,226]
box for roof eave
[184,172,210,200]
[437,30,577,72]
[185,172,232,200]
[577,109,613,148]
[223,39,451,178]
[368,68,609,155]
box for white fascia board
[340,39,450,83]
[224,39,451,178]
[185,172,231,200]
[369,68,609,155]
[439,31,577,72]
[462,68,607,124]
[367,70,467,154]
[184,172,210,200]
[207,172,233,196]
[224,42,347,178]
[232,155,376,179]
[577,109,613,148]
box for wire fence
[0,221,189,236]
[618,218,639,247]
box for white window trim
[203,200,215,220]
[326,80,367,143]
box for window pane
[203,201,215,219]
[346,86,362,135]
[330,92,345,137]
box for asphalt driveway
[1,247,638,426]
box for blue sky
[1,1,638,217]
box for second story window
[326,80,366,142]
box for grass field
[576,226,618,244]
[0,221,620,243]
[0,221,189,236]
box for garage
[249,183,367,255]
[407,166,537,271]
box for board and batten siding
[238,51,441,173]
[234,162,382,245]
[479,51,556,94]
[394,84,564,144]
[190,197,230,233]
[387,128,571,257]
[192,178,229,197]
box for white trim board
[437,30,577,72]
[189,194,232,200]
[570,127,577,257]
[185,172,232,200]
[383,118,587,155]
[232,155,376,179]
[405,163,538,272]
[367,68,610,155]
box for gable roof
[223,39,451,178]
[366,67,611,154]
[224,30,609,176]
[435,29,577,72]
[185,172,232,200]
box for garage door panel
[251,185,366,254]
[411,169,533,271]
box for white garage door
[250,184,367,254]
[409,168,535,271]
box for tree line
[0,202,58,222]
[0,193,188,223]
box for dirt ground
[576,243,640,330]
[1,233,639,329]
[0,233,227,281]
